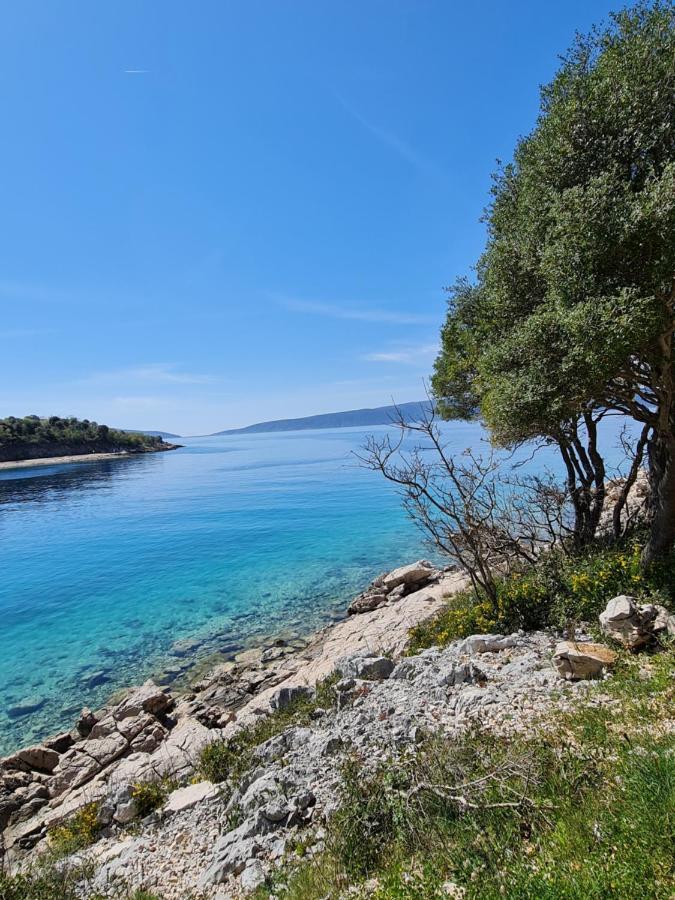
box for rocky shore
[1,558,672,898]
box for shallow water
[0,421,631,753]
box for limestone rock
[347,593,387,615]
[599,595,657,648]
[15,746,60,774]
[163,780,217,815]
[338,655,395,681]
[458,633,517,655]
[553,641,617,681]
[270,684,313,710]
[114,680,171,720]
[382,560,436,591]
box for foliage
[198,673,340,785]
[131,779,177,818]
[0,415,166,460]
[409,534,675,652]
[432,1,675,562]
[47,802,102,858]
[259,648,675,899]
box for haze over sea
[0,420,630,753]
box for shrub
[409,536,675,652]
[130,778,176,818]
[48,802,102,857]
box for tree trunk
[642,431,675,567]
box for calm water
[0,421,631,753]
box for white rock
[163,781,217,815]
[553,641,617,681]
[382,560,436,590]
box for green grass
[409,533,675,653]
[198,673,341,784]
[256,646,675,899]
[0,863,167,900]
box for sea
[0,420,633,753]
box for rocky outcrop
[599,595,675,648]
[347,560,442,614]
[76,630,596,898]
[0,564,466,872]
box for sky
[0,0,621,435]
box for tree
[432,2,675,565]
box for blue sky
[0,0,620,435]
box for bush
[48,802,102,857]
[409,536,675,652]
[131,779,176,818]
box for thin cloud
[363,342,439,365]
[277,295,436,326]
[81,363,215,387]
[124,69,149,74]
[335,92,447,182]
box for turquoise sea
[0,421,631,753]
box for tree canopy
[432,1,675,561]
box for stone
[15,746,60,774]
[163,780,217,815]
[382,560,436,591]
[458,633,517,654]
[114,680,171,720]
[553,641,617,681]
[240,858,266,892]
[44,732,74,755]
[338,655,395,681]
[599,595,655,649]
[77,707,98,737]
[652,604,675,637]
[199,823,262,883]
[270,684,313,710]
[7,697,46,719]
[347,593,388,615]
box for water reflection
[0,456,156,507]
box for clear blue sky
[0,0,620,435]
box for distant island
[213,400,433,435]
[0,415,180,464]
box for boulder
[458,634,517,655]
[15,746,60,774]
[270,684,313,711]
[599,595,656,649]
[114,680,171,720]
[382,560,436,591]
[653,603,675,637]
[163,780,217,815]
[77,707,98,737]
[347,593,387,615]
[240,859,266,893]
[338,655,395,681]
[553,641,617,681]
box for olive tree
[432,2,675,564]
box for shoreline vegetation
[0,415,181,467]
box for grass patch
[259,646,675,899]
[409,534,675,653]
[198,672,341,785]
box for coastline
[0,560,464,867]
[0,445,180,471]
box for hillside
[213,400,432,435]
[0,415,179,463]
